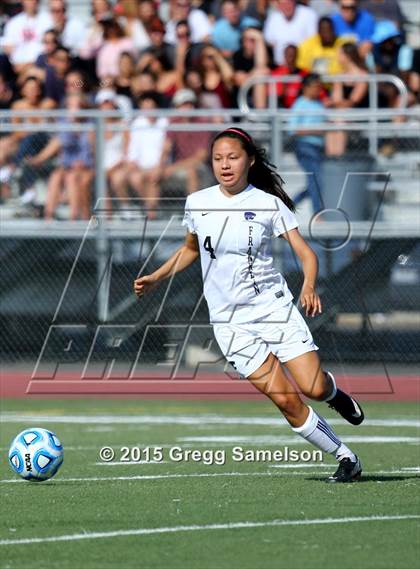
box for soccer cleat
[327,385,365,426]
[326,456,362,483]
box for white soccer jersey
[182,184,299,324]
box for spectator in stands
[0,76,55,205]
[35,29,60,70]
[148,16,168,45]
[145,17,173,61]
[263,0,318,65]
[326,42,369,155]
[331,0,375,56]
[211,0,260,58]
[64,69,92,99]
[232,26,271,108]
[116,0,152,52]
[369,20,415,108]
[48,0,87,56]
[288,73,325,214]
[172,19,205,80]
[0,71,15,110]
[127,92,169,218]
[79,0,113,65]
[2,0,52,71]
[96,19,137,80]
[129,70,159,105]
[0,52,16,91]
[360,0,406,30]
[44,45,72,105]
[242,0,270,25]
[138,0,159,31]
[162,89,212,194]
[0,72,16,201]
[297,16,347,75]
[115,51,136,98]
[165,0,212,45]
[137,50,178,102]
[28,93,94,220]
[369,20,412,77]
[95,89,131,216]
[183,69,224,109]
[271,44,308,108]
[197,44,234,107]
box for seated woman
[0,76,55,205]
[326,42,369,156]
[29,93,94,220]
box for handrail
[238,73,409,113]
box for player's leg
[247,352,307,427]
[284,350,364,426]
[247,353,362,483]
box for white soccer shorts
[213,302,319,378]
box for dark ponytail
[211,127,296,213]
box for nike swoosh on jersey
[201,212,210,216]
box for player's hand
[133,274,159,298]
[300,285,322,317]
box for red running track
[1,370,419,400]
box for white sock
[324,371,337,402]
[292,406,356,461]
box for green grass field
[1,399,419,569]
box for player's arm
[133,232,200,297]
[281,227,322,317]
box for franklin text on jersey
[183,184,299,325]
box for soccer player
[133,127,364,483]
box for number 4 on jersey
[203,235,216,259]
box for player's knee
[301,383,328,401]
[270,392,302,417]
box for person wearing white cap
[368,20,415,110]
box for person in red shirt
[270,44,308,108]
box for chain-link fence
[0,109,419,374]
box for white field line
[177,436,420,445]
[1,468,419,484]
[0,472,285,484]
[1,414,419,428]
[1,435,418,453]
[1,515,419,546]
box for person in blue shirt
[332,0,375,56]
[289,73,326,214]
[211,0,260,58]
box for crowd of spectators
[0,0,419,218]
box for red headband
[223,128,253,144]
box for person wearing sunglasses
[331,0,375,56]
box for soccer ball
[8,428,64,481]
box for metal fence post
[270,113,282,169]
[369,79,379,156]
[95,114,110,323]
